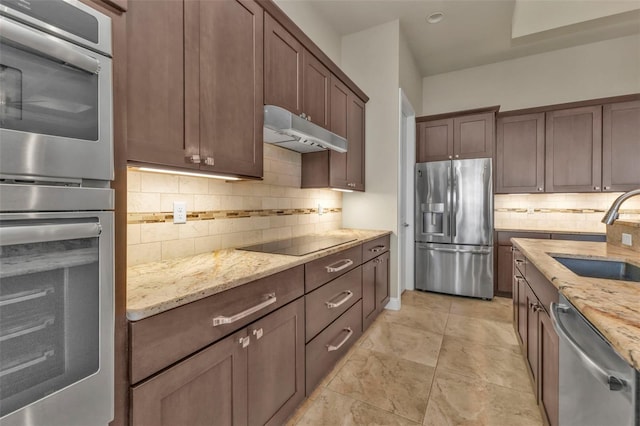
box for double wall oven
[0,0,115,425]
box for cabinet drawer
[525,262,558,314]
[305,245,362,293]
[130,266,304,384]
[305,300,362,395]
[362,235,390,263]
[305,267,362,342]
[513,247,526,276]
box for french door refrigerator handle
[429,247,491,255]
[550,302,627,391]
[451,166,458,238]
[0,16,101,74]
[446,164,452,237]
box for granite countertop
[495,227,605,235]
[127,229,391,321]
[511,238,640,370]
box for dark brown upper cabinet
[302,79,365,191]
[264,13,302,116]
[545,106,602,193]
[127,0,193,170]
[127,0,263,178]
[496,113,545,193]
[416,111,494,162]
[264,15,331,131]
[416,119,453,162]
[602,100,640,192]
[302,50,330,129]
[454,112,495,159]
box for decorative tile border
[128,208,342,224]
[495,208,640,214]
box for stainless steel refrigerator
[415,158,494,299]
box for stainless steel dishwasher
[551,294,638,426]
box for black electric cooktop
[237,235,357,256]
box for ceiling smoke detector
[426,12,444,24]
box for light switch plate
[622,233,632,246]
[173,201,187,224]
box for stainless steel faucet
[601,189,640,225]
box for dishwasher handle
[550,302,626,391]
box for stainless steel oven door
[0,15,113,181]
[0,211,114,426]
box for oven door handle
[550,302,627,392]
[0,222,102,246]
[0,16,101,74]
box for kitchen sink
[552,256,640,282]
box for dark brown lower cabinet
[131,298,305,426]
[538,308,559,426]
[513,249,559,426]
[131,328,248,426]
[362,251,390,331]
[525,283,539,384]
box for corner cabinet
[362,251,389,330]
[127,0,263,178]
[302,80,366,191]
[416,111,494,163]
[602,100,640,192]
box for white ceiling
[295,0,640,76]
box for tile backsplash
[127,144,342,266]
[495,193,640,233]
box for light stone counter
[127,229,391,321]
[494,227,605,235]
[511,238,640,370]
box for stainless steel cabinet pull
[252,328,263,340]
[325,259,353,273]
[514,259,525,265]
[212,293,276,326]
[326,327,353,352]
[325,290,353,309]
[0,223,102,246]
[238,336,250,348]
[369,245,386,253]
[0,17,100,74]
[550,303,627,391]
[513,275,523,280]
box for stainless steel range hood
[263,105,347,153]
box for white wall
[422,34,640,114]
[399,30,423,116]
[341,20,402,301]
[273,0,342,66]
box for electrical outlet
[318,203,324,215]
[527,207,534,215]
[173,201,187,224]
[622,233,632,246]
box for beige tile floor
[287,290,543,425]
